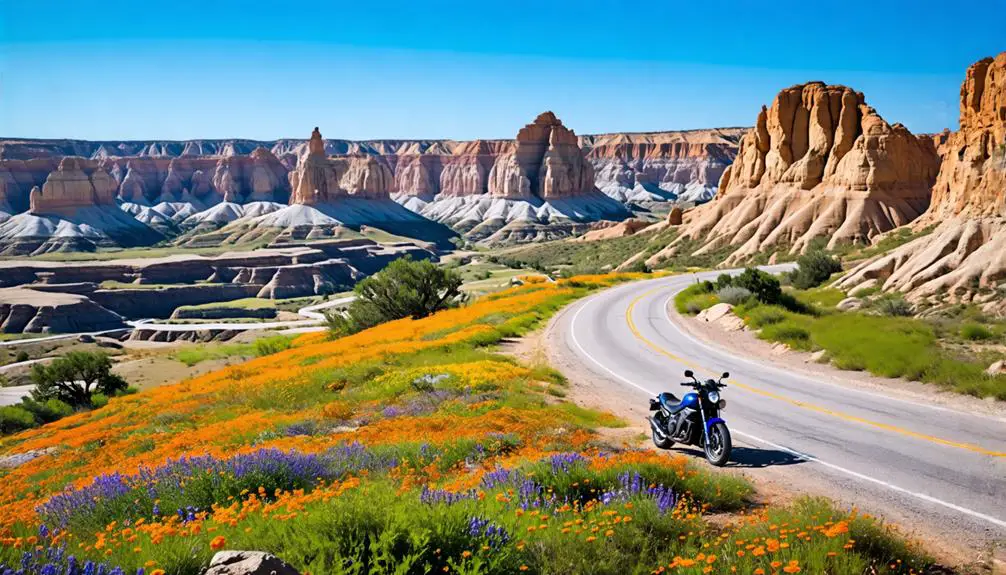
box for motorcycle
[647,370,732,466]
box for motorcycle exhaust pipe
[647,417,669,440]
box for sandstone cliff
[649,82,940,266]
[838,53,1006,305]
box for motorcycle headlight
[707,390,720,403]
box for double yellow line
[625,286,1006,458]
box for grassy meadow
[677,280,1006,400]
[0,274,932,574]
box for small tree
[734,268,783,305]
[30,351,128,407]
[328,258,465,337]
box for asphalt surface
[553,269,1006,555]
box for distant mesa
[647,82,940,267]
[839,51,1006,306]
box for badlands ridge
[0,114,741,254]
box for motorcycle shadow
[675,446,806,468]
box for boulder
[695,302,746,331]
[836,297,863,312]
[986,360,1005,376]
[204,551,300,575]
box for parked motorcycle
[647,370,732,466]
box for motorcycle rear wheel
[704,422,732,466]
[652,427,674,449]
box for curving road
[553,269,1006,557]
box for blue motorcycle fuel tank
[680,392,700,409]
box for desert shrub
[685,295,718,314]
[788,251,842,289]
[876,295,914,317]
[329,257,465,338]
[960,322,996,341]
[716,286,752,305]
[15,350,29,363]
[31,351,128,408]
[0,405,37,434]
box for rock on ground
[204,551,300,575]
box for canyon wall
[647,82,940,266]
[581,128,743,206]
[839,52,1006,305]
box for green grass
[99,281,224,290]
[737,300,1006,399]
[491,229,668,275]
[171,334,296,366]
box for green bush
[876,295,914,317]
[15,350,29,363]
[90,393,110,409]
[734,268,782,305]
[960,323,996,341]
[788,251,842,289]
[20,397,74,423]
[675,282,717,315]
[0,405,37,434]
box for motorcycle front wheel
[704,422,732,466]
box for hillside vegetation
[0,274,929,575]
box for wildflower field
[0,274,932,574]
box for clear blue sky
[1,1,1003,141]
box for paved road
[554,269,1006,555]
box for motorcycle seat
[658,392,686,413]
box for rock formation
[29,157,118,215]
[650,82,940,266]
[486,112,594,200]
[838,52,1006,305]
[581,128,743,207]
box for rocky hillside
[646,83,940,267]
[839,52,1006,304]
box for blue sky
[1,1,1003,141]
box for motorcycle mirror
[684,370,694,378]
[721,372,729,379]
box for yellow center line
[625,286,1006,458]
